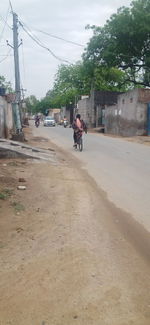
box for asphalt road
[33,123,150,232]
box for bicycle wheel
[78,137,83,152]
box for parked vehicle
[43,116,55,127]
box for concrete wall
[5,102,13,137]
[77,97,93,127]
[105,89,148,136]
[0,96,13,138]
[77,90,120,128]
[61,107,72,123]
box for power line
[0,4,11,43]
[19,20,71,64]
[37,29,84,47]
[0,48,12,63]
[0,54,13,56]
[0,13,12,30]
[9,0,14,13]
[21,40,26,87]
[18,17,84,47]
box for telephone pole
[13,12,21,103]
[6,2,24,138]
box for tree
[0,75,13,92]
[25,95,39,114]
[83,0,150,87]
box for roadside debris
[17,185,26,190]
[19,178,26,182]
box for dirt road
[0,130,150,325]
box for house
[77,90,121,128]
[105,88,150,136]
[48,108,61,123]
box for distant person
[72,114,87,148]
[35,114,40,127]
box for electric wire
[0,48,12,64]
[0,13,12,30]
[0,4,11,43]
[9,0,14,14]
[19,18,84,47]
[21,40,26,90]
[19,20,71,64]
[36,29,84,47]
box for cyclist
[72,114,87,148]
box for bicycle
[77,134,83,151]
[74,132,83,152]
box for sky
[0,0,132,99]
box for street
[0,125,150,325]
[33,123,150,232]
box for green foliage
[12,201,25,212]
[0,76,13,92]
[0,188,13,200]
[27,0,149,109]
[25,95,39,114]
[0,193,7,200]
[53,62,91,98]
[83,0,150,87]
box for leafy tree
[34,0,150,110]
[48,60,128,108]
[0,75,13,92]
[83,0,150,87]
[25,95,39,114]
[34,96,52,115]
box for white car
[43,116,56,127]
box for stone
[19,178,26,182]
[17,186,26,190]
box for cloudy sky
[0,0,131,99]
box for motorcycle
[35,119,40,127]
[63,120,68,128]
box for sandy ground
[0,128,150,325]
[90,129,150,146]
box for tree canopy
[0,76,13,93]
[26,0,150,112]
[83,0,150,87]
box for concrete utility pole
[6,2,24,138]
[13,12,21,104]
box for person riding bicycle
[72,114,87,148]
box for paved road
[33,124,150,232]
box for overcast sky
[0,0,132,99]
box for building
[105,88,150,136]
[48,108,61,123]
[77,90,121,128]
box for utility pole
[13,12,21,103]
[7,11,23,137]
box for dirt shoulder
[89,128,150,146]
[0,128,150,325]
